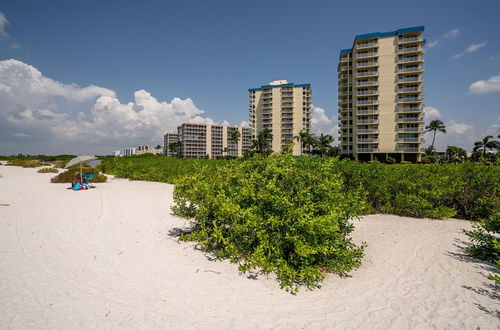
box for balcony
[398,46,423,54]
[357,118,378,124]
[356,71,378,77]
[356,80,378,87]
[396,105,423,112]
[356,41,378,49]
[398,36,423,44]
[357,60,378,67]
[357,138,379,143]
[396,96,422,103]
[338,91,350,96]
[397,66,424,73]
[281,102,294,107]
[356,51,378,58]
[397,76,422,83]
[356,109,378,115]
[398,56,423,63]
[357,147,379,153]
[356,99,379,105]
[355,89,378,96]
[340,65,347,71]
[397,137,424,143]
[396,146,425,153]
[396,116,424,123]
[397,86,422,93]
[356,129,379,134]
[396,127,424,133]
[339,99,349,105]
[341,57,349,62]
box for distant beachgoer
[72,172,81,188]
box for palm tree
[251,129,272,154]
[314,133,334,157]
[168,142,180,155]
[227,128,241,156]
[425,120,446,150]
[473,135,500,159]
[445,145,467,163]
[228,128,241,144]
[294,131,315,155]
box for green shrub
[464,212,500,284]
[99,154,226,184]
[6,159,46,167]
[172,153,365,292]
[37,167,59,173]
[50,167,107,183]
[100,155,500,221]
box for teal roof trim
[339,26,425,56]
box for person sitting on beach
[71,172,81,188]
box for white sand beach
[0,165,498,329]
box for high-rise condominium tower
[249,80,311,155]
[338,26,425,162]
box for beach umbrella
[64,155,98,183]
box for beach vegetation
[464,212,500,284]
[37,167,59,173]
[172,152,365,292]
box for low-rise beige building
[338,26,425,162]
[135,145,162,155]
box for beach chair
[82,173,95,188]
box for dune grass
[37,167,59,173]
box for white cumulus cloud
[446,120,473,134]
[0,59,215,154]
[469,72,500,94]
[311,105,338,139]
[424,106,441,121]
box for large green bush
[172,153,365,292]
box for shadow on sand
[446,238,499,317]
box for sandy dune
[0,165,498,329]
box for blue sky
[0,0,499,154]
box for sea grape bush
[329,161,499,220]
[99,154,226,184]
[172,153,366,292]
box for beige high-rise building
[176,122,252,158]
[338,26,425,162]
[249,80,311,155]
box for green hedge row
[99,154,227,184]
[330,161,500,220]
